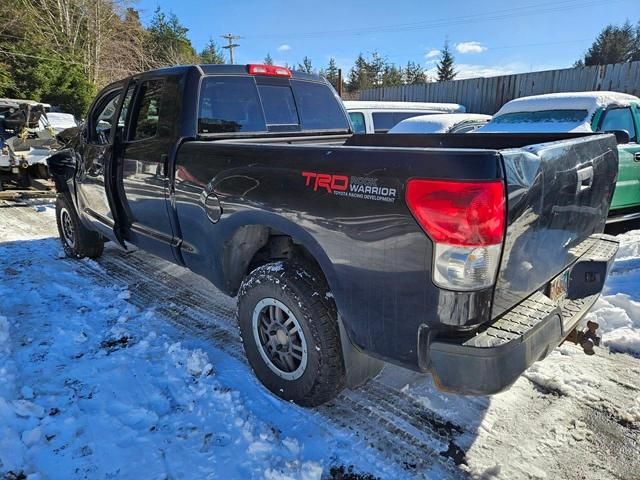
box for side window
[599,107,636,142]
[372,112,425,133]
[131,80,164,141]
[349,112,366,134]
[91,91,121,144]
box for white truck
[0,99,74,189]
[343,100,465,133]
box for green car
[478,91,640,224]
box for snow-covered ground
[1,203,639,480]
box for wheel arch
[220,214,338,301]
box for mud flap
[338,315,384,389]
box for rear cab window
[197,75,349,135]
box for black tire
[56,193,104,259]
[18,167,31,188]
[30,164,49,180]
[237,260,346,407]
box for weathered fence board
[358,61,640,114]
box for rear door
[117,77,177,261]
[596,105,640,210]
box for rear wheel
[56,193,104,259]
[237,261,346,406]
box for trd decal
[302,171,397,203]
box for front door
[75,86,125,241]
[597,106,640,211]
[118,78,176,261]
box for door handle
[576,166,593,193]
[634,152,640,162]
[160,154,169,176]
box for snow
[343,100,466,113]
[584,229,640,355]
[477,121,593,133]
[492,91,637,117]
[476,91,639,133]
[1,204,640,479]
[0,215,399,479]
[388,113,491,134]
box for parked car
[343,100,465,133]
[0,98,58,188]
[49,64,619,406]
[389,113,491,134]
[42,112,78,133]
[477,91,640,224]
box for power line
[221,33,241,64]
[235,0,626,39]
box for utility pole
[221,34,241,64]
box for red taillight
[247,64,292,77]
[406,179,505,247]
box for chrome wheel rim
[252,298,308,380]
[60,207,75,248]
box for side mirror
[604,130,630,145]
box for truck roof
[389,113,492,133]
[343,100,466,113]
[494,91,639,117]
[132,64,323,83]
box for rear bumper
[426,235,619,395]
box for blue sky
[136,0,638,79]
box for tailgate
[492,134,618,317]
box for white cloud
[277,44,292,52]
[455,42,487,54]
[425,49,440,59]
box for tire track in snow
[69,247,467,478]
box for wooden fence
[357,61,640,114]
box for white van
[343,100,466,134]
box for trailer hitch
[564,320,601,355]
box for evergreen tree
[436,42,456,81]
[347,53,371,92]
[199,38,225,64]
[297,56,314,73]
[146,7,197,66]
[263,53,274,65]
[322,58,340,89]
[404,61,426,84]
[366,52,386,86]
[381,63,403,86]
[578,21,640,66]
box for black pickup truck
[48,64,619,406]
